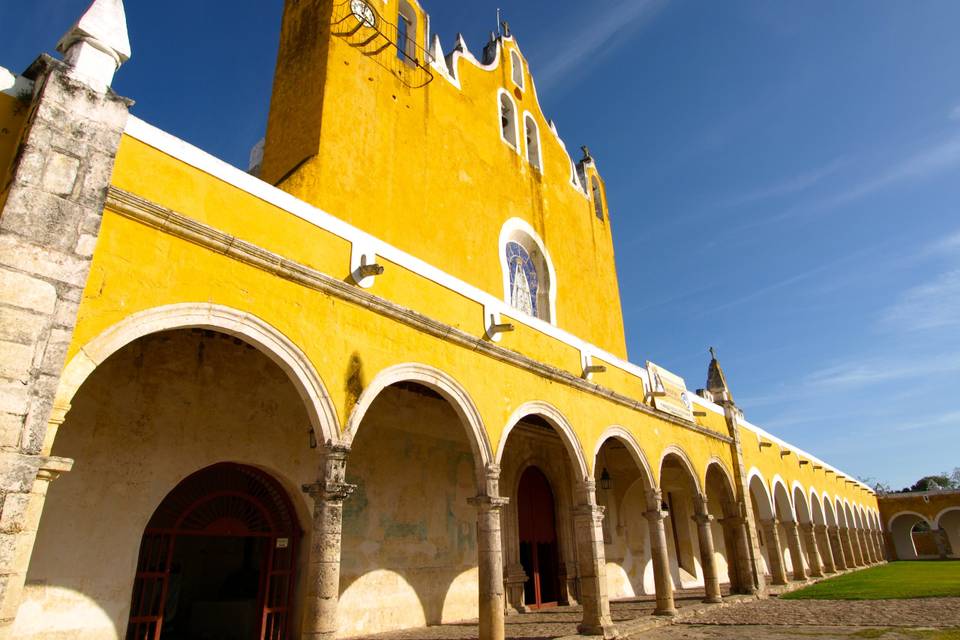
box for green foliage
[783,561,960,600]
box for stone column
[934,528,950,560]
[0,46,130,635]
[720,513,757,595]
[782,520,808,581]
[840,527,859,567]
[469,465,508,640]
[850,527,865,566]
[799,523,823,577]
[693,495,722,603]
[573,481,616,638]
[828,526,848,570]
[859,530,875,563]
[814,524,836,573]
[301,445,354,640]
[875,531,887,561]
[759,518,788,585]
[644,489,677,616]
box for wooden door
[517,466,560,609]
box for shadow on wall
[337,383,480,637]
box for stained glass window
[505,241,539,318]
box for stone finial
[56,0,131,93]
[705,346,734,404]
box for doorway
[126,463,301,640]
[517,466,560,609]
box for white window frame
[498,217,557,324]
[523,111,543,172]
[510,50,524,90]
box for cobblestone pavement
[676,597,960,628]
[639,625,957,640]
[354,591,714,639]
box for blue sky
[3,1,958,490]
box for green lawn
[782,561,960,600]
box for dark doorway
[517,466,560,609]
[126,463,301,640]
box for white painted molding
[496,88,520,153]
[56,0,131,92]
[495,400,588,481]
[593,425,655,488]
[0,67,33,97]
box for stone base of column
[577,620,620,638]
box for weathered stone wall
[13,330,316,640]
[339,385,478,638]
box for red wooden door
[125,464,300,640]
[517,466,560,608]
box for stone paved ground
[639,625,957,640]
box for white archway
[495,400,588,481]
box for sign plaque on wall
[646,362,695,422]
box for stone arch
[593,426,655,489]
[771,476,795,522]
[658,446,703,494]
[934,507,960,558]
[888,511,935,560]
[747,468,774,520]
[55,303,340,448]
[703,457,736,497]
[823,495,838,526]
[792,484,812,524]
[495,401,588,482]
[934,507,960,530]
[344,362,493,490]
[810,490,826,525]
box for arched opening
[127,463,301,640]
[497,405,585,613]
[510,49,524,89]
[659,451,702,589]
[843,503,863,565]
[936,508,960,558]
[792,485,816,574]
[747,473,776,581]
[500,220,555,323]
[18,329,317,640]
[396,0,417,62]
[338,375,486,636]
[704,462,745,593]
[524,114,541,171]
[889,512,935,560]
[499,91,518,150]
[593,431,656,599]
[772,481,801,578]
[591,176,605,221]
[517,466,560,608]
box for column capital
[468,494,509,511]
[692,512,714,526]
[302,480,355,502]
[781,519,799,533]
[759,517,780,528]
[573,502,606,524]
[799,522,815,533]
[718,514,746,527]
[643,508,668,523]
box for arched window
[499,91,518,149]
[500,219,555,322]
[511,50,524,89]
[525,114,541,171]
[591,176,604,220]
[397,0,417,62]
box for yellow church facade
[0,1,886,639]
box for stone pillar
[934,528,950,560]
[644,489,677,616]
[0,49,130,635]
[720,513,757,595]
[814,524,836,573]
[859,530,874,563]
[693,495,722,603]
[573,481,616,638]
[875,531,887,561]
[759,518,788,585]
[828,526,848,570]
[799,523,823,577]
[840,527,859,567]
[850,527,865,566]
[301,445,354,640]
[469,465,508,640]
[782,520,808,581]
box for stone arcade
[0,1,890,639]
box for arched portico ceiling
[835,498,848,527]
[658,445,703,493]
[809,489,826,524]
[887,510,934,531]
[747,467,774,519]
[843,501,857,528]
[56,303,340,446]
[593,425,654,489]
[496,400,589,482]
[771,475,796,522]
[344,362,494,490]
[704,457,737,497]
[792,483,812,523]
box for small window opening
[397,1,416,63]
[525,115,541,170]
[592,176,604,220]
[500,93,518,148]
[511,50,524,89]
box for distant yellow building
[0,1,888,639]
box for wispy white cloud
[924,229,960,256]
[951,104,960,121]
[880,269,960,332]
[722,157,846,208]
[804,350,960,389]
[893,410,960,432]
[533,0,666,92]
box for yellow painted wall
[260,0,628,356]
